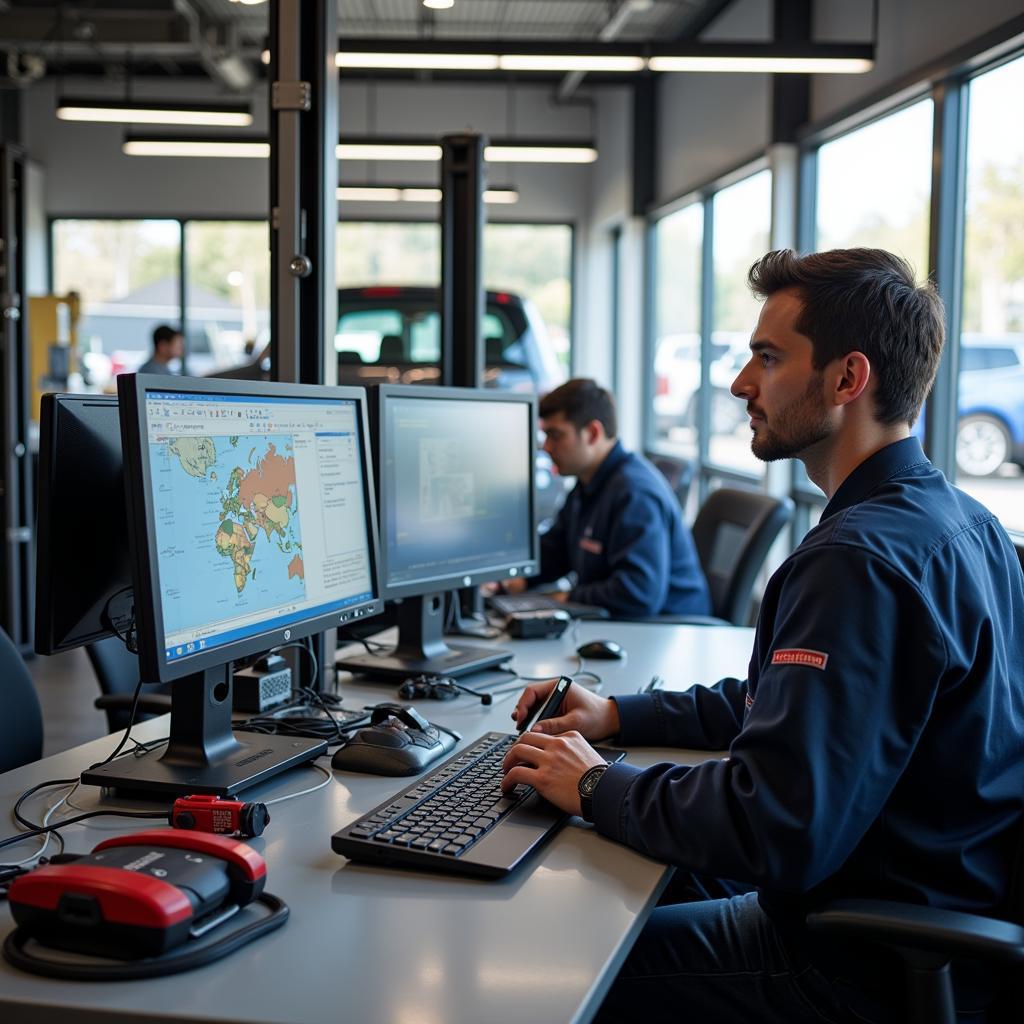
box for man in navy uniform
[502,249,1024,1022]
[498,378,710,617]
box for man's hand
[510,677,620,741]
[501,731,606,815]
[481,577,529,597]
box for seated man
[501,378,710,618]
[502,249,1024,1023]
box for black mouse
[331,703,454,776]
[576,639,625,660]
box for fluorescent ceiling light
[484,145,597,164]
[648,55,872,73]
[498,54,644,73]
[123,137,270,158]
[336,187,403,202]
[423,0,455,9]
[57,98,252,127]
[337,52,499,71]
[337,186,519,204]
[336,142,443,161]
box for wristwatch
[577,764,608,823]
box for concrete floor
[25,647,111,757]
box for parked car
[653,332,747,436]
[954,333,1024,477]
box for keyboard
[487,592,609,620]
[332,730,625,879]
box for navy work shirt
[593,437,1024,933]
[536,442,710,617]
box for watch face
[580,767,605,796]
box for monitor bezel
[372,384,540,602]
[119,373,384,683]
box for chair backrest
[85,637,165,733]
[692,487,795,625]
[645,452,697,511]
[0,626,44,772]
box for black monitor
[337,385,538,680]
[80,374,384,797]
[35,394,134,655]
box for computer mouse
[576,639,625,660]
[331,704,454,776]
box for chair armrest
[807,899,1024,964]
[610,614,733,627]
[94,694,173,717]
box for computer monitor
[337,385,538,680]
[35,394,134,655]
[81,374,384,797]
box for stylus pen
[641,675,664,694]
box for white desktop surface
[0,622,754,1024]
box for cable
[262,763,332,806]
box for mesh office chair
[690,488,794,625]
[645,452,696,511]
[84,637,172,734]
[0,626,44,773]
[807,827,1024,1024]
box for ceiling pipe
[557,0,653,101]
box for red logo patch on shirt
[771,648,829,670]
[579,537,603,555]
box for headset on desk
[398,675,495,705]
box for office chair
[0,625,44,772]
[807,827,1024,1024]
[84,637,172,734]
[691,488,795,625]
[645,452,696,510]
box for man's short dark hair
[153,324,181,350]
[747,248,945,427]
[539,378,617,439]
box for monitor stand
[335,591,512,681]
[80,663,326,799]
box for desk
[0,621,753,1024]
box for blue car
[953,335,1024,477]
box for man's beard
[749,373,833,462]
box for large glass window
[816,100,934,280]
[336,220,572,385]
[651,203,703,458]
[484,223,572,380]
[52,219,181,388]
[957,55,1024,532]
[709,170,772,473]
[185,221,269,375]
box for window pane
[484,223,572,383]
[652,203,702,457]
[709,171,772,474]
[336,222,440,286]
[184,221,269,374]
[53,219,181,387]
[957,55,1024,532]
[335,220,569,391]
[816,100,933,280]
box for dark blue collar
[579,441,629,501]
[822,436,931,520]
